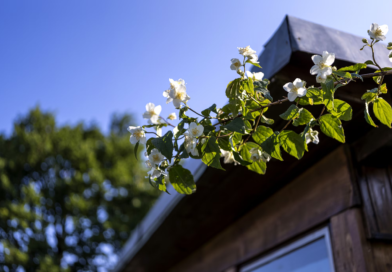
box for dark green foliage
[0,107,159,271]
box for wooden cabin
[114,16,392,272]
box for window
[240,227,335,272]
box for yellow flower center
[319,62,328,69]
[152,154,159,161]
[175,91,185,100]
[192,128,199,136]
[134,131,144,139]
[375,28,383,36]
[291,86,299,94]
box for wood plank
[169,146,356,272]
[330,208,374,272]
[371,242,392,271]
[366,167,392,234]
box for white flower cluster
[230,46,260,74]
[249,148,271,163]
[163,79,190,109]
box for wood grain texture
[330,208,373,272]
[169,146,355,272]
[330,208,392,272]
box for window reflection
[248,238,332,272]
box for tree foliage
[0,107,159,271]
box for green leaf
[226,78,242,99]
[169,165,196,195]
[201,136,225,170]
[179,107,189,119]
[361,92,377,103]
[223,118,246,133]
[364,102,378,127]
[242,78,254,95]
[380,83,388,94]
[174,120,186,138]
[351,73,363,82]
[218,137,231,151]
[233,151,252,166]
[333,71,352,79]
[201,104,218,117]
[151,131,174,162]
[331,99,352,121]
[338,63,367,72]
[261,132,283,161]
[373,67,392,84]
[146,138,155,155]
[279,105,300,120]
[373,98,392,128]
[293,109,314,126]
[321,80,335,111]
[252,125,273,144]
[319,114,345,143]
[365,60,375,65]
[156,175,169,194]
[281,130,309,156]
[246,60,261,68]
[240,142,267,174]
[279,130,307,159]
[230,132,243,150]
[254,81,273,101]
[260,115,274,125]
[134,141,140,160]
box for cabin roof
[254,15,390,78]
[113,15,391,272]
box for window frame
[240,226,335,272]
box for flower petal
[371,23,378,32]
[311,55,322,65]
[293,78,303,88]
[297,87,307,97]
[310,65,320,75]
[254,72,264,81]
[154,105,162,115]
[323,53,335,66]
[173,99,181,109]
[130,135,138,144]
[288,92,297,102]
[379,24,389,35]
[283,82,294,92]
[142,112,151,119]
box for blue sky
[1,0,392,135]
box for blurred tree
[0,107,159,272]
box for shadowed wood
[169,146,355,272]
[330,208,392,272]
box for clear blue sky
[1,0,392,135]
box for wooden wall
[169,146,358,272]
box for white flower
[245,71,264,81]
[368,23,388,41]
[168,113,177,120]
[145,160,152,168]
[230,58,242,71]
[188,122,204,138]
[283,78,307,102]
[184,133,199,156]
[249,148,271,162]
[316,73,327,83]
[163,79,190,108]
[220,149,239,165]
[238,46,256,57]
[310,51,335,77]
[148,148,165,166]
[127,126,146,144]
[247,54,259,63]
[305,128,319,145]
[147,168,163,179]
[142,103,162,124]
[156,127,162,137]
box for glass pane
[249,238,332,272]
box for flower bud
[332,66,337,71]
[362,38,368,44]
[160,160,169,168]
[237,69,244,77]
